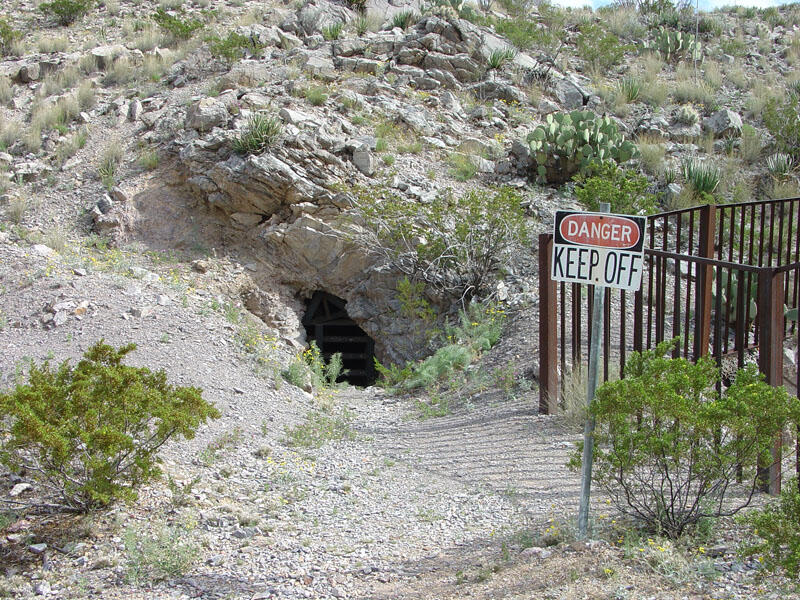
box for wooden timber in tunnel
[302,291,376,386]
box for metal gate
[538,198,800,492]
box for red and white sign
[552,211,647,291]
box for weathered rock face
[703,108,743,138]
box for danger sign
[551,211,647,291]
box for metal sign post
[550,204,647,540]
[577,202,608,540]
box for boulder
[703,109,743,138]
[553,78,585,110]
[186,98,229,132]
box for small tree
[0,341,220,511]
[38,0,94,25]
[347,186,528,301]
[572,339,800,538]
[573,161,658,215]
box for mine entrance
[302,292,376,386]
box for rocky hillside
[1,0,800,597]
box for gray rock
[467,81,526,104]
[352,149,375,176]
[278,30,303,50]
[703,108,743,138]
[9,482,31,497]
[186,98,229,132]
[553,78,585,110]
[279,108,319,126]
[16,62,40,83]
[28,543,47,554]
[33,581,51,596]
[91,45,129,70]
[128,98,143,122]
[538,97,559,114]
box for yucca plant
[618,76,642,103]
[767,153,793,180]
[391,10,417,30]
[232,113,282,155]
[487,47,517,70]
[682,158,720,195]
[321,21,343,41]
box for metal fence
[538,198,800,493]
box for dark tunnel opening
[302,291,376,387]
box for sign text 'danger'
[558,214,641,249]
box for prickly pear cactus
[525,110,638,184]
[644,27,702,63]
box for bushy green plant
[232,113,282,155]
[0,341,220,511]
[766,152,794,179]
[392,302,505,391]
[283,342,345,390]
[208,31,263,63]
[349,186,528,299]
[644,26,701,63]
[494,18,561,54]
[741,478,800,577]
[39,0,93,25]
[0,17,22,55]
[576,22,632,71]
[617,76,642,103]
[152,7,203,40]
[573,161,657,214]
[681,158,720,195]
[487,47,517,70]
[572,339,800,538]
[391,10,417,30]
[321,21,343,41]
[124,520,199,583]
[763,93,800,164]
[526,111,638,184]
[284,409,355,448]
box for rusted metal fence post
[694,204,716,360]
[539,233,558,415]
[757,268,785,495]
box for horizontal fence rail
[539,198,800,494]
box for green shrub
[124,520,199,583]
[572,339,800,538]
[741,478,800,577]
[349,186,528,299]
[39,0,94,25]
[304,85,329,106]
[576,22,632,71]
[682,158,720,195]
[208,31,263,63]
[0,17,22,55]
[763,93,800,164]
[0,341,219,511]
[391,10,417,30]
[573,161,657,214]
[526,111,638,184]
[232,113,282,155]
[284,409,355,448]
[283,342,345,390]
[321,21,343,41]
[400,302,504,391]
[617,76,642,103]
[487,47,516,70]
[495,18,560,54]
[152,7,203,41]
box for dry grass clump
[702,61,723,90]
[55,127,88,165]
[0,119,22,149]
[672,80,714,106]
[0,75,12,105]
[745,87,780,118]
[23,128,43,154]
[31,94,80,132]
[102,58,135,86]
[77,80,95,110]
[725,66,750,90]
[601,6,645,39]
[637,134,666,175]
[131,26,164,52]
[38,66,81,98]
[36,35,69,54]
